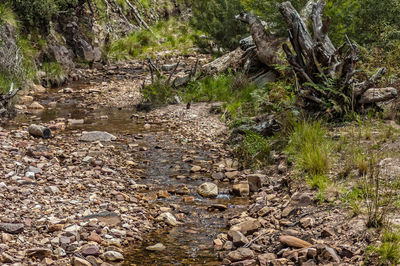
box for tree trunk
[278,0,395,117]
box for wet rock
[83,211,121,225]
[72,256,92,266]
[230,219,261,236]
[156,212,179,226]
[102,251,124,262]
[208,204,227,212]
[228,230,249,247]
[214,238,224,250]
[146,243,166,251]
[279,235,312,248]
[0,223,24,234]
[81,245,100,256]
[247,174,266,192]
[26,248,52,258]
[79,131,117,142]
[28,101,45,109]
[232,183,250,197]
[227,248,255,262]
[197,182,218,198]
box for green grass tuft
[234,131,271,169]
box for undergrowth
[108,18,201,60]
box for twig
[167,60,180,85]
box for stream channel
[12,82,250,265]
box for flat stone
[190,165,202,172]
[26,248,52,258]
[146,243,166,251]
[81,245,100,256]
[156,212,179,226]
[79,131,116,142]
[102,251,124,262]
[72,256,92,266]
[227,248,254,262]
[230,219,261,236]
[0,223,24,234]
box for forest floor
[0,55,400,265]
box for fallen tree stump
[28,124,52,139]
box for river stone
[72,256,92,266]
[26,248,52,258]
[29,101,45,109]
[156,212,179,226]
[78,131,116,142]
[227,248,254,262]
[228,230,249,247]
[81,245,100,256]
[146,243,166,251]
[279,235,312,248]
[230,219,261,236]
[102,251,124,262]
[197,182,218,198]
[0,223,24,234]
[232,183,250,197]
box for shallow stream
[12,82,249,265]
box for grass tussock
[367,230,400,265]
[234,131,271,169]
[285,120,332,191]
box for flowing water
[12,82,249,265]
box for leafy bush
[190,0,248,50]
[9,0,79,31]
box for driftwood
[235,12,284,67]
[202,47,244,75]
[277,1,396,117]
[28,124,52,138]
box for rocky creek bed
[0,59,385,265]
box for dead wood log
[28,124,52,139]
[202,47,244,75]
[278,1,396,117]
[125,0,154,34]
[235,12,285,67]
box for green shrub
[0,3,17,26]
[142,78,175,105]
[190,0,248,50]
